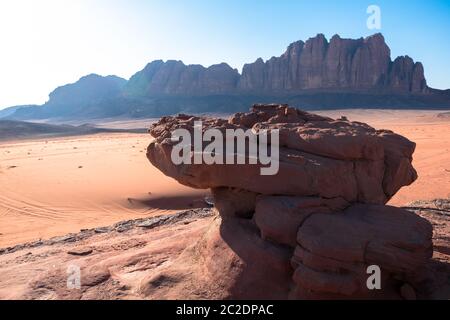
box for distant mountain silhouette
[3,34,450,120]
[0,105,38,118]
[0,120,145,141]
[9,74,126,119]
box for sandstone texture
[146,104,435,299]
[148,104,418,203]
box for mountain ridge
[3,33,450,120]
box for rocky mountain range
[2,33,450,120]
[239,34,427,93]
[126,33,428,96]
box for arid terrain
[0,132,208,248]
[1,109,448,247]
[0,108,449,300]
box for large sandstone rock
[148,104,417,203]
[146,104,433,299]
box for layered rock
[148,104,417,203]
[146,104,433,299]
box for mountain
[3,33,450,120]
[0,105,38,118]
[123,34,428,96]
[124,60,240,96]
[47,74,127,108]
[9,74,126,119]
[239,34,427,93]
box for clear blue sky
[0,0,449,108]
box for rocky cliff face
[126,34,428,97]
[124,60,240,96]
[239,33,427,93]
[3,34,442,121]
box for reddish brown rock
[147,104,417,204]
[254,196,349,247]
[293,204,433,299]
[211,187,258,219]
[145,104,433,300]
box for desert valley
[0,1,450,303]
[0,109,449,248]
[0,107,449,300]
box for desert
[0,107,449,299]
[1,109,449,247]
[1,2,450,304]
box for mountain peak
[4,34,445,121]
[365,32,385,43]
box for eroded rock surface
[0,201,448,300]
[148,104,417,204]
[146,104,435,299]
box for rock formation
[239,33,427,93]
[1,200,448,300]
[147,104,434,299]
[6,34,450,121]
[126,34,428,97]
[125,60,240,96]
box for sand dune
[0,109,449,248]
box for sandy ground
[0,109,449,248]
[0,133,208,248]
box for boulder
[146,104,433,299]
[148,104,417,204]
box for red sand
[0,110,449,247]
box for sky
[0,0,449,108]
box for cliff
[3,34,449,121]
[126,34,428,96]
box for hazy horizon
[1,0,449,109]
